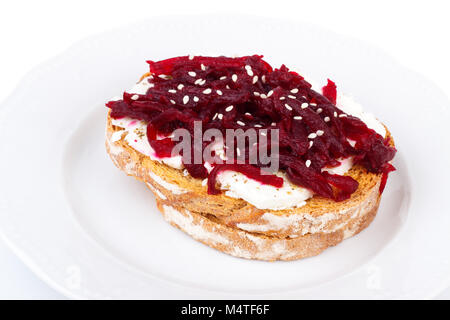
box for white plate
[1,14,449,299]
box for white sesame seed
[293,116,303,120]
[252,75,258,84]
[188,55,194,60]
[220,76,227,80]
[339,114,347,118]
[260,94,267,99]
[218,113,223,120]
[267,90,273,97]
[177,84,184,90]
[253,92,260,97]
[216,90,223,96]
[285,104,293,111]
[183,95,189,104]
[280,96,286,100]
[334,111,338,117]
[203,88,212,94]
[301,103,309,109]
[131,94,139,100]
[168,89,176,93]
[226,85,230,89]
[201,178,207,186]
[245,112,251,116]
[262,75,266,83]
[305,160,311,167]
[324,116,330,122]
[288,95,296,99]
[225,105,234,112]
[212,113,218,120]
[201,64,206,71]
[308,133,317,139]
[271,122,276,126]
[260,132,267,136]
[254,124,263,128]
[158,74,169,79]
[188,71,196,77]
[237,121,245,126]
[316,130,324,136]
[236,148,241,156]
[310,103,317,106]
[194,78,203,85]
[245,65,253,76]
[232,74,238,82]
[193,96,199,102]
[170,99,176,104]
[309,141,314,148]
[316,108,323,114]
[290,88,299,93]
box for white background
[0,0,449,299]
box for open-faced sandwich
[105,55,396,261]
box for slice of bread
[105,113,389,260]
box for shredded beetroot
[106,55,396,201]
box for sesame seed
[316,108,323,114]
[271,122,276,126]
[301,103,309,109]
[225,105,234,112]
[262,75,266,83]
[188,55,194,60]
[288,95,296,99]
[245,65,253,76]
[324,116,330,122]
[218,113,223,120]
[254,92,260,97]
[290,88,299,93]
[308,133,317,139]
[203,88,212,94]
[252,75,258,84]
[168,89,177,93]
[226,85,230,89]
[170,99,176,104]
[260,132,267,136]
[232,74,238,82]
[237,121,245,126]
[309,141,314,148]
[158,74,169,79]
[280,96,286,100]
[183,95,189,104]
[339,114,347,118]
[188,71,196,77]
[193,96,199,102]
[260,94,267,99]
[201,64,206,71]
[220,76,227,80]
[201,178,207,186]
[305,160,311,167]
[334,112,338,117]
[316,130,324,136]
[216,90,223,96]
[194,78,203,85]
[131,94,139,100]
[267,90,273,97]
[293,116,302,120]
[212,113,218,120]
[245,112,251,116]
[236,148,241,156]
[254,124,263,128]
[310,103,317,106]
[285,104,293,111]
[177,84,184,90]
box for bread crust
[105,113,386,260]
